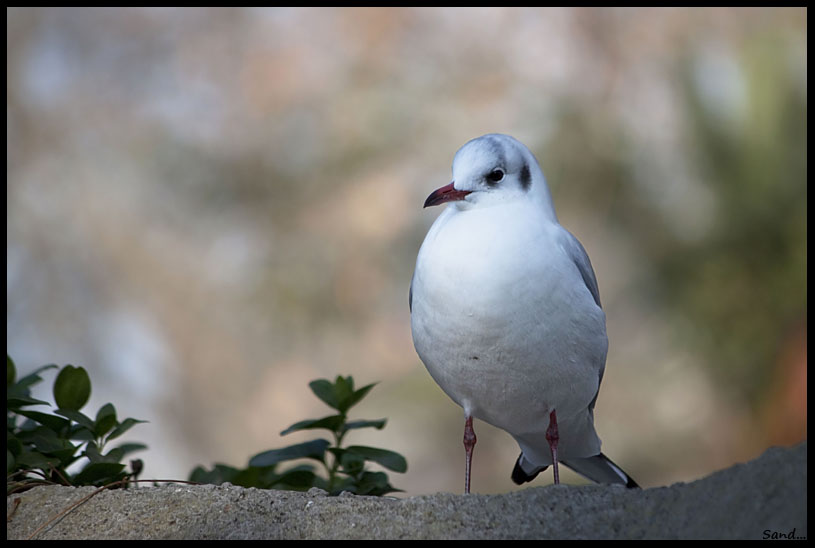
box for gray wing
[558,229,602,308]
[558,229,605,414]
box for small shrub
[7,355,147,494]
[190,375,406,496]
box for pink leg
[463,415,477,494]
[546,409,560,485]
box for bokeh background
[7,7,806,495]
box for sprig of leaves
[190,375,406,496]
[7,356,147,494]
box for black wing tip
[599,452,640,489]
[511,453,546,485]
[511,452,640,488]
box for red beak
[423,182,472,208]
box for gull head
[424,134,556,218]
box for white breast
[410,200,607,447]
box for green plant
[7,355,147,494]
[190,375,407,496]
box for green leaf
[23,426,77,454]
[15,450,60,470]
[8,364,59,409]
[83,442,107,463]
[7,355,15,385]
[342,383,378,413]
[6,394,52,408]
[72,462,126,485]
[355,471,403,496]
[105,447,125,462]
[14,409,71,433]
[82,441,144,465]
[327,475,358,496]
[114,443,148,458]
[7,435,23,457]
[53,365,91,411]
[344,446,407,473]
[334,376,356,413]
[273,467,319,490]
[310,475,330,492]
[312,376,377,414]
[338,449,365,476]
[68,425,96,441]
[230,467,269,488]
[190,463,244,485]
[11,364,59,393]
[309,380,340,410]
[54,408,96,431]
[94,403,118,437]
[280,415,344,436]
[189,463,281,489]
[343,418,386,432]
[249,439,331,467]
[106,417,148,442]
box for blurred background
[7,7,806,495]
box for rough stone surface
[6,443,806,540]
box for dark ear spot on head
[519,162,531,191]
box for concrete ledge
[6,442,806,539]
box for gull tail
[511,452,639,488]
[563,453,639,488]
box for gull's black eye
[486,169,505,183]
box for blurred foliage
[546,33,805,407]
[665,37,806,403]
[7,355,147,494]
[190,376,406,496]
